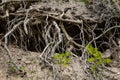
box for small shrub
[53,52,71,65]
[86,44,112,73]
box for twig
[88,26,120,45]
[60,22,84,48]
[39,43,52,58]
[4,43,20,70]
[24,8,31,34]
[4,21,23,70]
[52,21,62,56]
[4,21,23,41]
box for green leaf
[96,60,103,65]
[65,52,71,56]
[88,57,95,63]
[61,57,66,61]
[86,44,94,55]
[103,59,112,63]
[94,51,102,58]
[91,65,97,72]
[65,58,71,64]
[53,53,59,59]
[53,52,72,65]
[60,53,65,58]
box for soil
[0,45,88,80]
[0,45,120,80]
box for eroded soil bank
[0,0,120,80]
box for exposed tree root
[0,0,120,80]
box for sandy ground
[0,45,120,80]
[0,45,89,80]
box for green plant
[53,52,71,65]
[20,66,26,72]
[7,61,18,73]
[86,44,112,73]
[80,0,89,5]
[75,0,89,5]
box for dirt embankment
[0,0,120,80]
